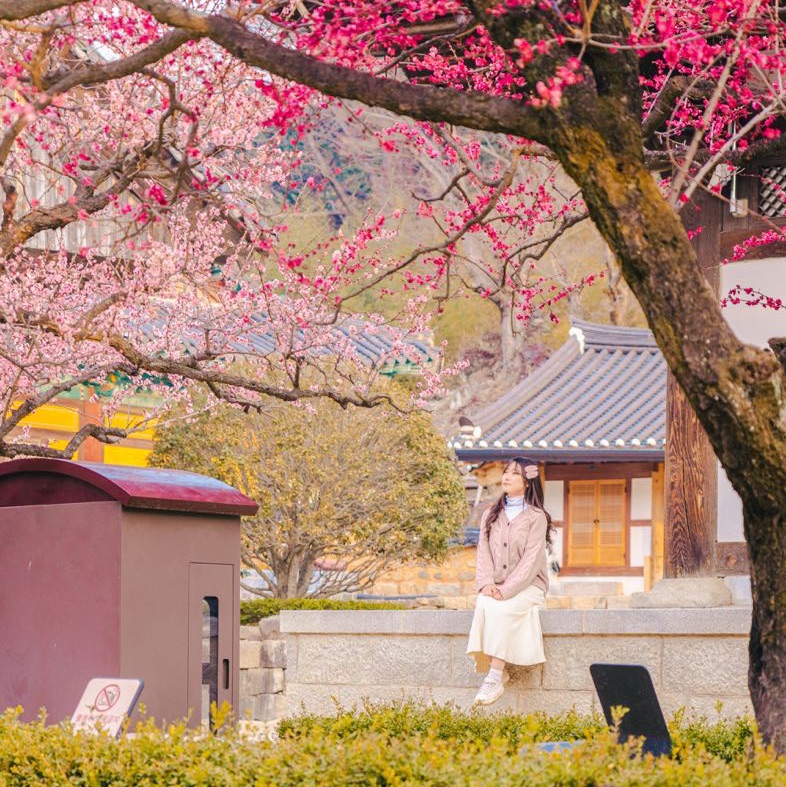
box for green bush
[0,702,774,786]
[240,597,406,624]
[278,699,607,750]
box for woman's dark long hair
[484,457,555,548]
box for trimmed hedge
[239,597,406,624]
[280,700,755,762]
[0,703,772,786]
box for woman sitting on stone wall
[467,456,554,706]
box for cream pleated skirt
[466,584,546,673]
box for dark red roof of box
[0,459,259,516]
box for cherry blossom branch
[105,334,397,410]
[128,0,551,143]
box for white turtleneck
[504,495,527,520]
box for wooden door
[568,480,627,567]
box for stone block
[241,667,285,696]
[724,576,752,606]
[294,634,452,686]
[261,638,287,668]
[370,582,399,596]
[451,637,485,687]
[630,578,732,608]
[541,635,662,691]
[657,693,753,721]
[426,583,462,596]
[661,637,748,696]
[570,596,608,610]
[558,581,624,597]
[239,640,262,669]
[545,596,572,610]
[245,693,288,722]
[517,689,595,717]
[580,607,750,635]
[285,636,298,683]
[507,663,544,690]
[457,570,475,581]
[279,609,474,636]
[240,625,261,641]
[606,596,632,609]
[258,616,281,638]
[540,609,583,635]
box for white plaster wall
[717,257,786,543]
[721,257,786,347]
[630,477,652,520]
[629,526,652,568]
[545,480,564,521]
[717,461,745,541]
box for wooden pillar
[649,464,665,587]
[665,378,717,576]
[663,189,722,577]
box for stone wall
[280,607,753,721]
[367,547,477,605]
[238,617,287,722]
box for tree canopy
[149,394,467,597]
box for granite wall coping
[280,607,752,637]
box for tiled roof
[140,311,434,373]
[451,320,666,462]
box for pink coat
[475,506,549,599]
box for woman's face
[500,462,526,498]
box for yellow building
[9,388,157,467]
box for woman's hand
[481,585,503,600]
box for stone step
[554,580,625,597]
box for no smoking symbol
[93,684,121,713]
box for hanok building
[451,320,666,595]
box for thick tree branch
[129,0,552,143]
[41,28,198,93]
[0,0,83,20]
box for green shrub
[0,702,775,787]
[240,597,406,624]
[278,699,606,751]
[669,707,755,762]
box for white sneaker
[472,675,506,706]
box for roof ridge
[571,319,657,349]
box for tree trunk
[542,110,786,749]
[498,299,521,377]
[746,503,786,750]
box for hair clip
[524,464,539,479]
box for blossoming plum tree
[6,0,786,746]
